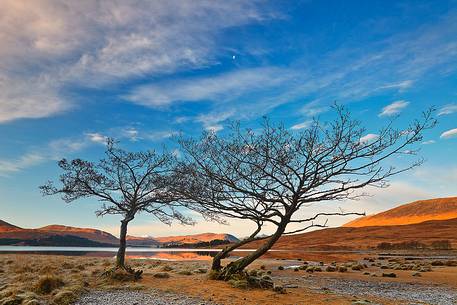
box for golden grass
[0,255,210,305]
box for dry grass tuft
[35,275,65,294]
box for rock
[352,301,372,305]
[412,272,422,277]
[325,266,336,272]
[382,272,397,278]
[195,268,207,274]
[273,284,286,294]
[431,260,444,266]
[277,266,284,270]
[154,272,170,278]
[283,284,299,288]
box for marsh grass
[0,255,137,304]
[0,255,214,304]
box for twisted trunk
[211,225,262,271]
[217,218,289,280]
[116,215,134,268]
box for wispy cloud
[290,120,312,130]
[0,137,89,176]
[0,1,277,123]
[421,140,436,145]
[379,100,409,117]
[440,128,457,139]
[196,110,235,132]
[377,80,414,91]
[359,133,379,143]
[438,103,457,116]
[124,67,292,108]
[86,132,108,144]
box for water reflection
[0,246,245,261]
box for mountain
[0,219,21,232]
[126,235,159,247]
[126,233,239,247]
[0,221,118,246]
[0,219,238,248]
[245,218,457,251]
[155,233,239,244]
[343,197,457,227]
[37,225,119,244]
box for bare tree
[174,106,436,280]
[40,140,192,275]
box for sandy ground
[1,253,457,305]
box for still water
[0,246,256,261]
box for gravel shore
[74,290,218,305]
[302,276,457,305]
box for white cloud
[438,103,457,116]
[290,120,312,130]
[0,154,46,175]
[421,140,436,145]
[0,1,277,123]
[86,133,108,144]
[124,67,292,108]
[0,137,90,176]
[196,110,235,132]
[379,100,410,117]
[377,80,414,91]
[146,131,177,141]
[440,128,457,139]
[359,133,379,143]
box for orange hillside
[343,197,457,227]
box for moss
[208,270,221,280]
[351,264,363,271]
[228,278,249,289]
[337,266,347,273]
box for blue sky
[0,0,456,237]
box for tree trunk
[217,220,288,280]
[211,225,262,271]
[116,217,132,269]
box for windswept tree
[40,140,192,274]
[174,106,436,280]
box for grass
[0,255,216,304]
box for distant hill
[245,218,457,251]
[127,233,239,247]
[0,219,238,248]
[344,197,457,227]
[0,221,119,247]
[155,233,239,245]
[126,235,159,247]
[37,225,119,245]
[0,219,21,232]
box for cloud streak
[0,1,277,123]
[440,128,457,139]
[379,100,410,117]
